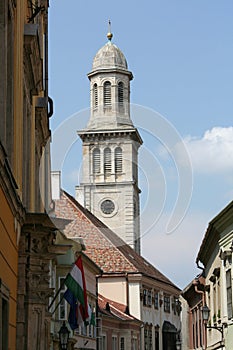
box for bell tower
[76,27,142,253]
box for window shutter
[93,148,100,174]
[104,148,111,175]
[93,83,98,108]
[115,147,122,173]
[118,82,124,106]
[104,81,111,107]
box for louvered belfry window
[118,82,124,106]
[104,147,111,175]
[93,148,100,174]
[93,83,98,108]
[104,81,111,107]
[115,147,122,173]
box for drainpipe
[195,259,207,349]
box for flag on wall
[64,255,89,329]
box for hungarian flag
[64,255,89,329]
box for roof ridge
[56,190,180,290]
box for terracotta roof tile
[98,294,140,322]
[54,190,180,291]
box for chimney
[51,171,61,200]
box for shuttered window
[93,148,100,174]
[115,147,122,173]
[226,269,232,319]
[118,82,124,106]
[104,81,111,107]
[93,83,98,108]
[104,148,111,175]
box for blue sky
[49,0,233,288]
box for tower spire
[107,19,113,41]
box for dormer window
[93,83,98,108]
[104,81,111,108]
[118,82,124,106]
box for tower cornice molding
[88,68,133,80]
[77,128,143,145]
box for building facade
[183,201,233,350]
[53,184,181,350]
[196,201,233,350]
[76,31,142,254]
[0,1,61,349]
[98,294,142,349]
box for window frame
[93,83,98,108]
[118,81,124,106]
[58,276,67,320]
[104,81,112,108]
[0,279,10,350]
[114,147,122,174]
[93,147,101,174]
[104,147,111,175]
[164,294,170,313]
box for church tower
[76,27,142,254]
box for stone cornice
[87,67,133,80]
[77,128,143,145]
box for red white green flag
[64,255,89,322]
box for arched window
[93,83,98,108]
[104,147,111,175]
[93,148,100,174]
[115,147,122,173]
[104,81,111,107]
[118,82,124,106]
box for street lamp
[201,304,224,340]
[59,321,70,350]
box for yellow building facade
[0,1,55,349]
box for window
[120,337,125,350]
[143,288,153,307]
[147,290,152,306]
[118,82,124,106]
[104,81,111,107]
[143,289,148,306]
[226,269,232,319]
[164,295,170,313]
[154,292,159,309]
[100,335,106,350]
[115,147,122,173]
[144,328,148,350]
[155,329,159,350]
[93,148,100,174]
[132,337,137,350]
[0,279,9,350]
[148,328,152,350]
[144,327,152,350]
[112,336,117,350]
[93,83,98,108]
[59,277,67,320]
[104,147,111,175]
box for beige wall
[98,277,127,305]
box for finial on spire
[107,19,113,41]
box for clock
[101,199,115,215]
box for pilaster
[16,213,69,350]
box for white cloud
[183,126,233,174]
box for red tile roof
[53,190,180,291]
[98,294,141,322]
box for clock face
[101,199,115,215]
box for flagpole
[50,293,65,315]
[48,254,80,311]
[48,276,67,311]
